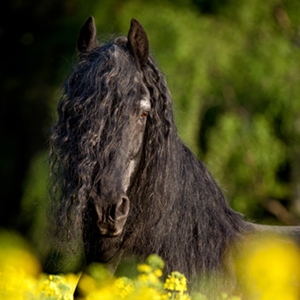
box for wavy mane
[49,20,258,293]
[50,34,250,280]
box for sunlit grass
[0,231,299,299]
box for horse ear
[127,18,149,66]
[77,16,99,55]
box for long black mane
[50,18,300,289]
[51,30,248,277]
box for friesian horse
[50,16,300,293]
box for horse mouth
[99,230,123,238]
[97,221,124,237]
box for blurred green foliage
[1,0,300,271]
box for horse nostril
[115,196,130,220]
[95,194,129,236]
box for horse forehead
[134,76,150,109]
[140,98,151,110]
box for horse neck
[128,134,248,236]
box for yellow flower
[164,271,187,294]
[0,248,40,276]
[114,277,135,298]
[138,272,160,284]
[234,234,300,300]
[154,268,163,278]
[34,273,79,300]
[138,264,152,274]
[0,231,41,300]
[77,273,98,295]
[131,286,162,300]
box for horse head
[75,17,151,238]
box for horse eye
[140,111,149,119]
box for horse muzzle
[95,194,130,237]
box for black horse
[50,16,300,292]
